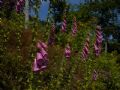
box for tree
[47,0,68,24]
[78,0,120,53]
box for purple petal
[33,58,40,72]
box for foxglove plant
[33,41,48,72]
[94,25,102,56]
[61,16,67,32]
[16,0,25,12]
[48,23,55,45]
[72,16,77,36]
[92,69,98,81]
[81,34,90,60]
[64,43,71,60]
[37,40,48,50]
[33,58,39,72]
[0,0,2,6]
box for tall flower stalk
[72,16,77,36]
[16,0,29,29]
[81,34,90,60]
[92,69,98,81]
[61,16,67,32]
[94,25,102,57]
[16,0,25,12]
[64,43,71,60]
[33,41,48,72]
[0,0,3,6]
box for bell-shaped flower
[92,69,98,81]
[72,16,77,36]
[41,48,48,59]
[61,16,67,32]
[94,25,102,56]
[16,0,25,12]
[65,44,71,59]
[32,58,40,72]
[36,52,43,60]
[81,34,90,60]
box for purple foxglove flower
[0,0,2,8]
[81,34,90,60]
[17,1,20,5]
[65,49,71,57]
[0,0,2,3]
[94,25,102,56]
[94,44,99,51]
[16,0,25,12]
[96,38,102,46]
[36,41,48,59]
[20,0,24,2]
[33,58,40,72]
[39,59,48,71]
[96,29,102,35]
[92,69,98,81]
[36,52,43,60]
[81,52,86,59]
[82,50,87,58]
[41,48,47,57]
[37,41,48,50]
[72,17,77,36]
[61,16,67,32]
[36,52,44,68]
[33,53,48,72]
[65,44,71,59]
[37,42,41,49]
[33,41,48,72]
[94,44,100,56]
[48,38,53,45]
[96,34,102,40]
[83,47,89,55]
[40,42,48,49]
[40,65,47,70]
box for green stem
[25,0,29,29]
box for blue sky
[39,0,50,21]
[39,0,81,21]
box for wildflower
[41,48,48,59]
[16,0,25,12]
[92,69,98,81]
[33,41,48,72]
[61,16,67,32]
[37,41,48,50]
[0,0,3,6]
[36,52,43,60]
[65,43,71,60]
[94,25,102,56]
[0,0,2,3]
[72,16,77,36]
[40,41,48,50]
[37,52,47,71]
[32,58,40,72]
[81,34,90,60]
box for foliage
[0,1,120,90]
[78,0,120,38]
[48,0,68,24]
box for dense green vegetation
[0,0,120,90]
